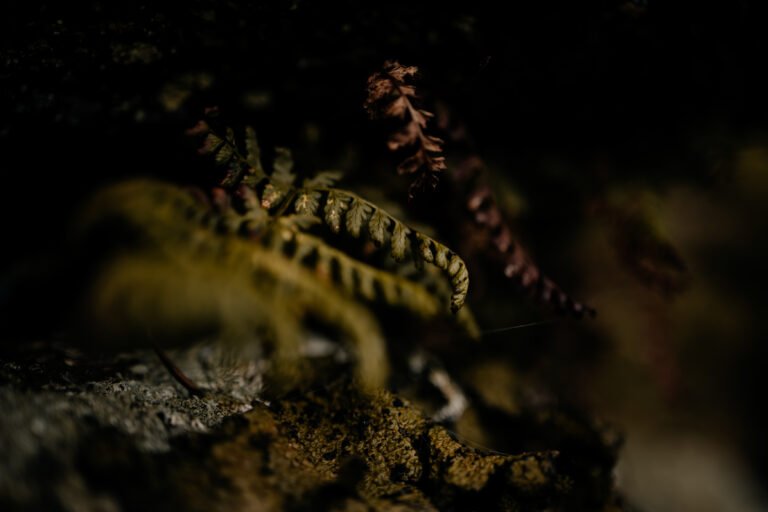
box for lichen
[0,346,626,511]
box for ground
[0,342,625,511]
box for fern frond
[308,188,469,312]
[390,220,410,262]
[345,197,373,237]
[396,262,480,339]
[275,214,322,232]
[322,189,351,233]
[262,223,472,331]
[192,122,470,312]
[242,126,265,186]
[234,186,269,234]
[368,209,391,247]
[466,179,594,317]
[260,148,298,210]
[245,245,389,392]
[304,170,342,189]
[190,121,267,187]
[365,60,446,199]
[77,180,389,391]
[294,191,321,216]
[293,172,340,216]
[271,147,296,186]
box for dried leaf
[387,124,420,152]
[364,61,419,116]
[384,61,418,82]
[365,61,447,199]
[422,135,444,153]
[384,96,410,118]
[396,153,423,176]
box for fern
[294,172,342,216]
[75,180,390,391]
[365,61,447,199]
[292,186,469,312]
[193,122,470,313]
[466,180,594,316]
[188,120,266,188]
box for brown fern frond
[430,98,596,317]
[460,159,595,318]
[365,61,446,199]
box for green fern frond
[243,127,264,176]
[271,148,296,186]
[294,192,319,216]
[198,123,267,187]
[263,224,449,322]
[303,170,342,189]
[308,188,469,312]
[260,148,297,210]
[77,180,389,391]
[275,214,322,232]
[195,124,471,312]
[213,133,234,166]
[345,197,373,238]
[294,172,342,216]
[245,245,389,392]
[368,209,391,247]
[322,189,350,233]
[390,221,410,262]
[242,126,266,187]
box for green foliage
[198,122,470,313]
[76,180,390,391]
[77,122,477,392]
[78,116,479,388]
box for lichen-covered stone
[0,344,626,511]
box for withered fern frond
[365,61,447,199]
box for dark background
[2,1,767,509]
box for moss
[0,341,627,511]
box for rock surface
[0,342,627,511]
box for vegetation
[2,2,765,511]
